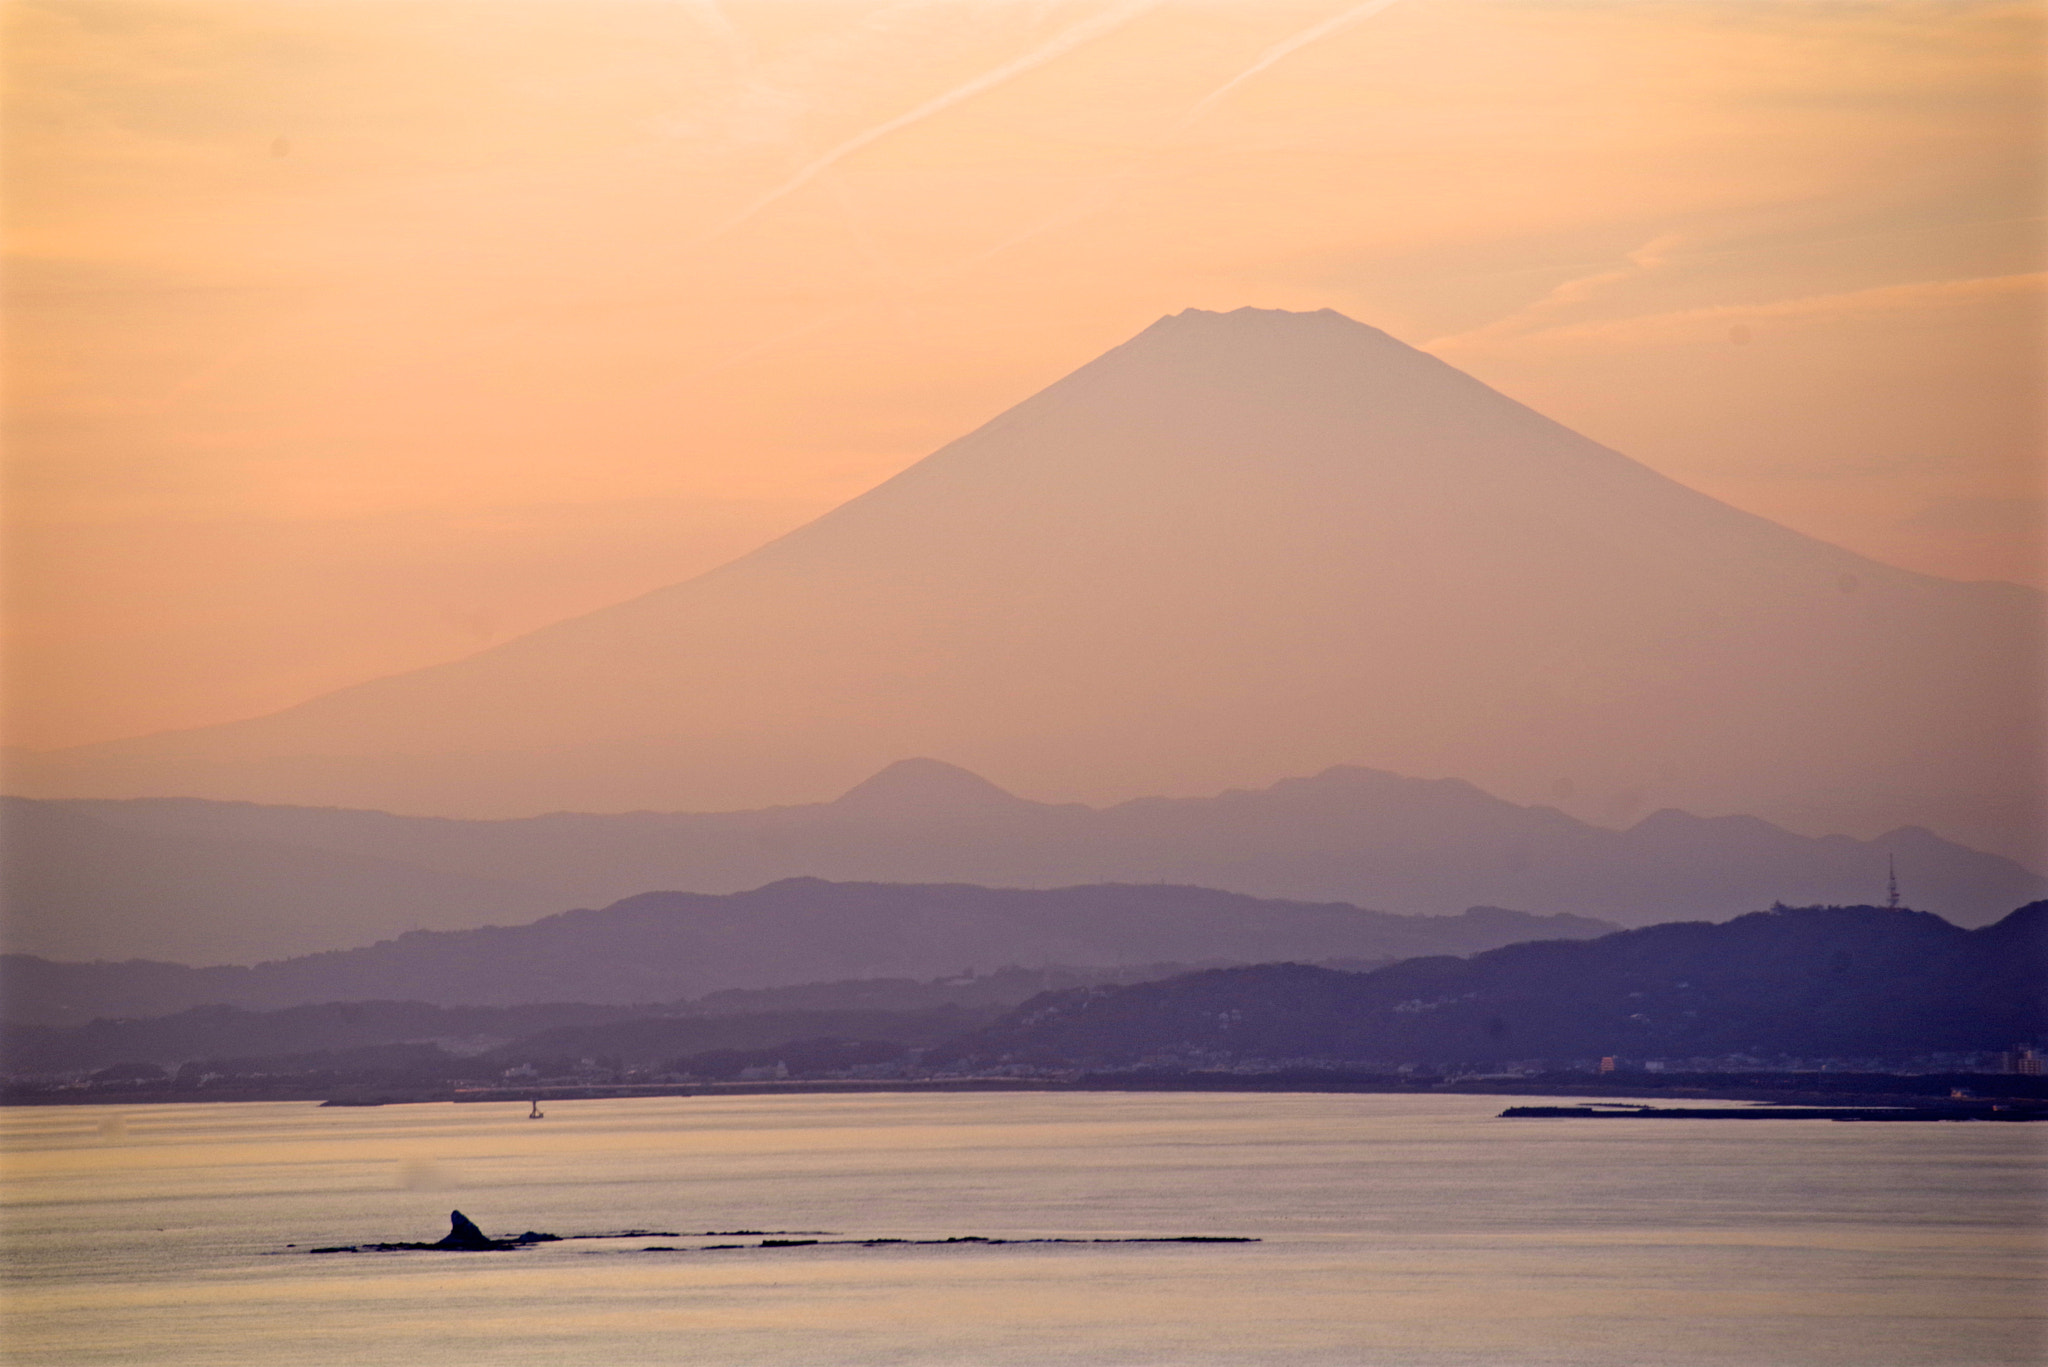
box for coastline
[8,1070,2044,1114]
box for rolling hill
[949,901,2048,1068]
[6,759,2038,963]
[0,878,1612,1024]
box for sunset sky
[4,0,2042,752]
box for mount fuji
[12,308,2040,864]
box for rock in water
[434,1210,496,1251]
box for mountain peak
[15,308,2037,866]
[832,758,1027,817]
[1166,305,1347,322]
[1139,304,1413,351]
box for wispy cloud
[1425,233,1686,350]
[1448,271,2046,352]
[1175,0,1407,130]
[693,0,1416,375]
[699,0,1167,243]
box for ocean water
[1,1091,2041,1366]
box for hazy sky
[5,0,2042,751]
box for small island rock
[433,1210,497,1251]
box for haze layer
[15,309,2041,861]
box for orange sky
[4,0,2043,751]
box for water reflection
[2,1093,2041,1366]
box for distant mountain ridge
[0,965,1217,1070]
[21,902,2036,1082]
[0,999,996,1077]
[0,879,1615,1025]
[5,759,2038,963]
[947,902,2048,1068]
[13,308,2039,865]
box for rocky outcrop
[308,1210,563,1254]
[433,1210,497,1250]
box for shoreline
[7,1071,2044,1113]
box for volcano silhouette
[16,308,2041,861]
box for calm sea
[1,1091,2041,1366]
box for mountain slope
[951,902,2048,1067]
[0,798,564,963]
[0,999,994,1075]
[0,879,1614,1022]
[9,760,2038,962]
[14,308,2040,861]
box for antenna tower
[1886,853,1900,910]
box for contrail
[701,0,1166,241]
[694,0,1412,376]
[1176,0,1406,129]
[953,0,1412,284]
[1425,234,1685,351]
